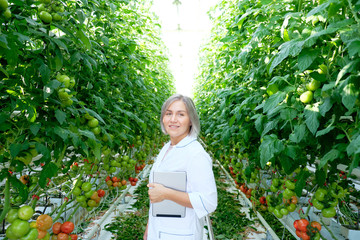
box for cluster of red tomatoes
[52,221,77,240]
[294,219,321,240]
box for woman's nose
[170,114,177,122]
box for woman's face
[163,100,191,145]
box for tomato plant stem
[320,217,338,240]
[66,203,81,222]
[0,177,11,223]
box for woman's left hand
[147,183,168,203]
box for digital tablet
[152,171,187,218]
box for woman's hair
[160,94,200,138]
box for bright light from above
[151,0,218,98]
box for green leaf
[347,40,360,57]
[306,0,334,17]
[43,80,61,99]
[319,149,340,169]
[259,134,284,168]
[54,126,69,141]
[261,119,279,137]
[280,155,293,174]
[0,34,8,48]
[10,143,22,158]
[342,82,357,110]
[263,91,286,113]
[294,170,311,197]
[347,135,360,156]
[269,40,304,73]
[39,63,51,83]
[289,124,306,143]
[30,123,41,136]
[348,154,360,176]
[297,49,318,72]
[319,97,332,117]
[304,105,320,135]
[76,29,92,50]
[316,126,335,137]
[315,169,326,187]
[39,162,59,188]
[55,109,67,125]
[79,129,96,140]
[9,175,28,202]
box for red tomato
[36,214,53,231]
[60,221,74,234]
[131,181,136,186]
[97,189,105,198]
[52,222,62,234]
[57,233,69,240]
[112,176,118,182]
[105,176,111,182]
[134,178,138,182]
[310,221,321,232]
[70,234,78,240]
[299,231,310,240]
[129,177,134,182]
[294,219,309,232]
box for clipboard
[152,171,187,218]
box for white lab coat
[147,135,217,240]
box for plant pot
[340,224,360,239]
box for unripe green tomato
[88,118,99,128]
[306,79,321,91]
[273,208,283,219]
[0,0,9,11]
[267,84,279,96]
[91,127,101,135]
[10,219,30,238]
[72,187,81,196]
[3,8,11,19]
[280,208,289,216]
[39,11,52,24]
[300,91,313,104]
[6,208,19,223]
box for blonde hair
[160,94,200,138]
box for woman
[144,94,217,240]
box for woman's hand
[147,183,168,203]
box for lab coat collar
[172,135,197,148]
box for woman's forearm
[164,188,193,208]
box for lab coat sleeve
[187,150,217,219]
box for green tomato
[280,208,289,216]
[20,228,38,240]
[10,219,30,238]
[91,127,101,135]
[3,8,11,19]
[58,88,71,101]
[272,178,280,187]
[285,180,295,190]
[322,207,336,218]
[300,91,313,104]
[87,199,97,207]
[39,11,52,24]
[88,118,99,128]
[267,84,279,96]
[72,187,82,196]
[84,190,95,198]
[0,0,9,11]
[270,184,278,192]
[283,188,295,200]
[76,196,86,203]
[57,74,70,88]
[18,205,34,221]
[81,182,92,192]
[287,203,296,212]
[268,206,275,213]
[6,208,19,223]
[273,208,283,219]
[306,79,321,91]
[312,198,324,210]
[315,188,327,201]
[329,199,338,207]
[6,226,18,240]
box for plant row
[0,0,174,238]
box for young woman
[144,94,217,240]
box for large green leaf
[304,104,320,135]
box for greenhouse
[0,0,359,240]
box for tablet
[152,171,187,218]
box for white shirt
[147,135,218,240]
